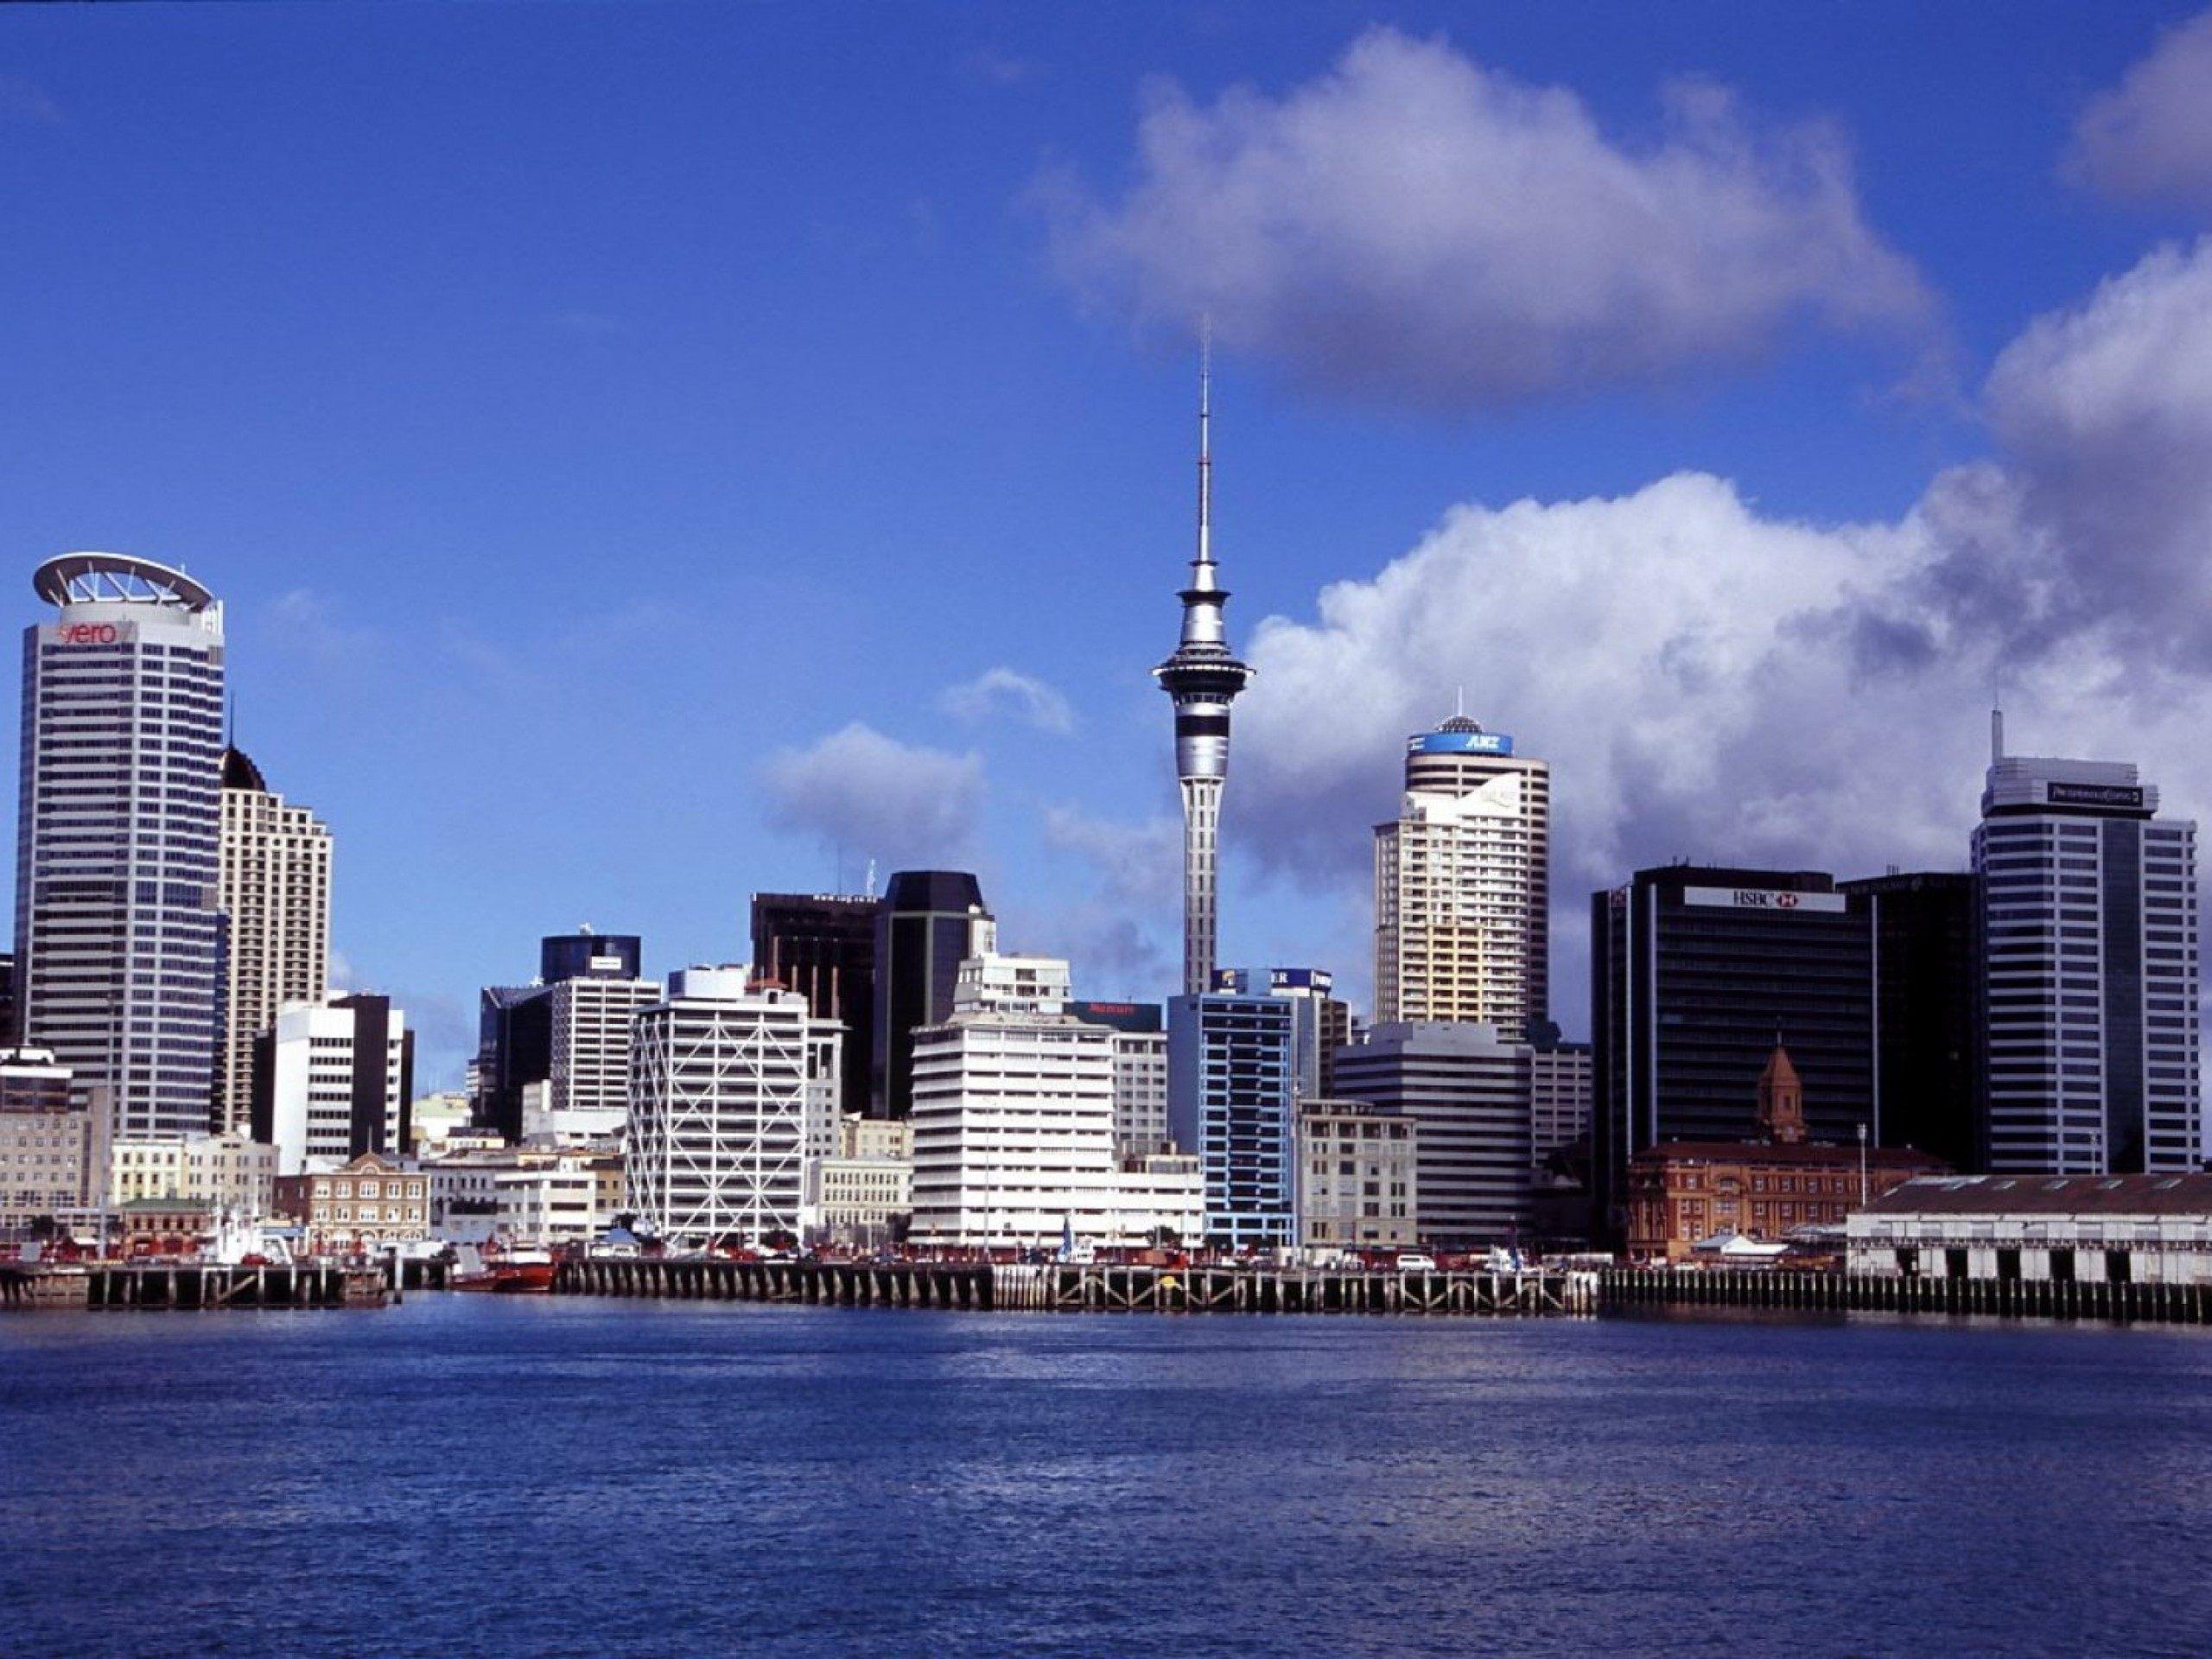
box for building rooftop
[1865,1173,2212,1217]
[1637,1141,1944,1169]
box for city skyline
[11,6,2212,1089]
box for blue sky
[6,3,2212,1084]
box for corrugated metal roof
[1864,1173,2212,1217]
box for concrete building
[0,1048,99,1228]
[1295,1098,1417,1254]
[1067,1002,1169,1158]
[1168,989,1298,1248]
[545,969,660,1140]
[1154,359,1254,996]
[1624,1048,1942,1263]
[257,995,414,1176]
[1974,731,2199,1174]
[1529,1042,1592,1164]
[871,871,994,1121]
[1849,1173,2212,1285]
[16,553,226,1145]
[474,930,645,1143]
[407,1090,474,1155]
[491,1150,621,1245]
[752,891,879,1122]
[626,967,838,1248]
[1375,714,1551,1041]
[214,747,332,1136]
[1332,1022,1533,1249]
[909,955,1205,1249]
[108,1130,276,1217]
[271,1151,428,1252]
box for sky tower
[1154,351,1254,996]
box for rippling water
[4,1298,2210,1657]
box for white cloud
[1044,805,1183,910]
[761,722,983,865]
[1045,28,1930,411]
[1227,237,2212,1030]
[938,666,1075,734]
[2067,11,2212,208]
[264,588,382,667]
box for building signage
[2047,781,2145,810]
[56,623,120,645]
[1410,730,1514,757]
[1683,886,1848,914]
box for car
[1395,1253,1439,1272]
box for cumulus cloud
[2067,11,2212,208]
[1227,237,2212,1030]
[938,666,1076,734]
[1044,805,1184,910]
[761,722,983,865]
[1045,28,1931,410]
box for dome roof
[220,747,268,793]
[1436,714,1486,734]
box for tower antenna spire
[1195,318,1214,581]
[1991,671,2005,766]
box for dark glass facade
[751,892,880,1122]
[1840,872,1982,1172]
[1065,999,1164,1035]
[539,932,641,984]
[474,983,551,1143]
[1591,867,1873,1242]
[870,871,989,1120]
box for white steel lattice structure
[625,969,839,1247]
[1154,353,1252,997]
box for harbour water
[4,1299,2210,1657]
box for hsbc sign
[56,623,120,645]
[1683,885,1847,914]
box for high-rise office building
[871,870,993,1120]
[214,747,332,1136]
[1529,1040,1593,1164]
[1154,358,1254,997]
[752,891,879,1122]
[1839,871,1982,1173]
[16,553,226,1145]
[908,955,1202,1248]
[1214,966,1350,1101]
[1070,1001,1169,1159]
[544,970,661,1140]
[626,967,839,1247]
[1375,715,1550,1040]
[1332,1022,1533,1248]
[1974,730,2199,1173]
[256,993,414,1175]
[1590,867,1875,1236]
[474,929,647,1142]
[1167,988,1298,1248]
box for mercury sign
[1683,886,1848,914]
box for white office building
[16,554,226,1144]
[1332,1021,1534,1247]
[910,954,1205,1248]
[1109,1027,1169,1158]
[1974,735,2200,1173]
[264,997,411,1176]
[544,971,659,1140]
[214,747,332,1136]
[1374,715,1550,1040]
[625,967,838,1248]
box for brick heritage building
[272,1152,429,1253]
[1626,1047,1944,1263]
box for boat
[452,1247,556,1294]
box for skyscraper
[16,553,226,1144]
[474,930,647,1143]
[1154,356,1253,996]
[1974,726,2199,1174]
[752,891,880,1122]
[1839,870,1982,1173]
[256,993,414,1176]
[1375,714,1551,1039]
[870,870,993,1120]
[1590,866,1875,1238]
[214,746,332,1136]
